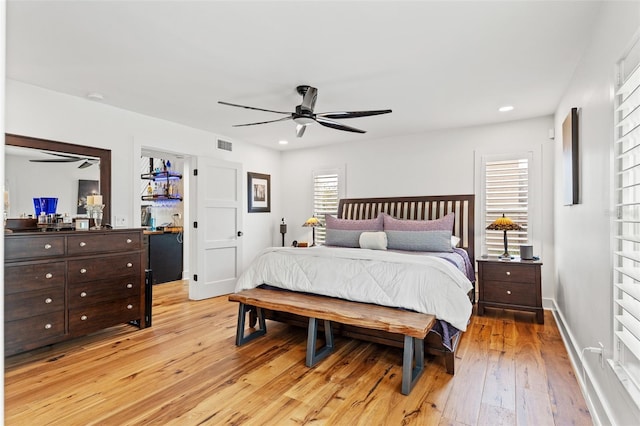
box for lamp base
[499,252,513,259]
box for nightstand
[477,258,543,324]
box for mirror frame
[5,133,112,222]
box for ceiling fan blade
[233,116,293,127]
[314,116,366,133]
[30,158,81,163]
[298,86,318,112]
[316,109,392,119]
[78,161,93,169]
[218,101,290,115]
[296,124,307,138]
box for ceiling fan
[219,85,392,137]
[30,152,98,169]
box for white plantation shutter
[484,157,530,257]
[613,55,640,398]
[312,170,340,244]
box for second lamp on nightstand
[476,257,544,324]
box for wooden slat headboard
[337,195,475,264]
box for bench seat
[228,288,436,395]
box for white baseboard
[550,300,611,426]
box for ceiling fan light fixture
[278,140,289,145]
[293,116,315,125]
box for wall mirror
[5,134,112,222]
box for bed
[236,194,475,374]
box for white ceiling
[6,1,602,150]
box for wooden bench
[228,288,436,395]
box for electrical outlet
[115,216,127,227]
[599,342,604,369]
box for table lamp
[486,213,523,259]
[302,216,320,246]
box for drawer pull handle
[127,262,133,268]
[507,290,512,295]
[45,298,53,304]
[506,271,511,276]
[45,273,53,279]
[126,283,133,289]
[79,242,87,247]
[44,323,52,330]
[127,304,133,310]
[126,238,132,244]
[81,315,88,321]
[44,244,52,250]
[80,292,87,297]
[80,268,87,274]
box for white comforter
[235,246,473,331]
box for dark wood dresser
[477,257,543,324]
[5,229,148,356]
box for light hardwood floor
[5,280,592,425]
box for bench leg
[306,318,334,367]
[401,335,425,395]
[235,303,267,346]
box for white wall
[281,115,555,300]
[553,2,640,425]
[5,80,283,269]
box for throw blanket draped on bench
[235,246,473,331]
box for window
[613,50,640,400]
[481,155,530,257]
[312,168,343,244]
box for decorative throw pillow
[359,231,388,250]
[383,213,455,252]
[325,214,384,248]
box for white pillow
[451,235,461,248]
[359,231,388,250]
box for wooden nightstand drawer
[482,280,536,307]
[482,262,535,283]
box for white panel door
[189,156,242,300]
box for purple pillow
[383,213,454,252]
[325,214,384,247]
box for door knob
[237,231,243,237]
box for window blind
[484,158,529,257]
[613,59,640,396]
[312,171,339,244]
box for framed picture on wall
[562,107,580,205]
[77,179,99,214]
[248,172,271,213]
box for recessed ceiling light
[498,105,514,112]
[278,140,289,145]
[87,92,104,101]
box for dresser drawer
[69,296,141,335]
[69,277,141,308]
[5,261,66,294]
[68,253,141,283]
[67,232,142,256]
[5,311,66,350]
[482,263,535,283]
[5,236,65,261]
[483,280,536,307]
[5,287,65,321]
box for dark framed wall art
[562,107,580,205]
[247,172,271,213]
